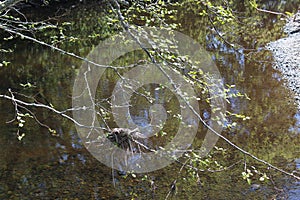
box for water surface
[1,1,300,199]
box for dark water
[1,1,300,199]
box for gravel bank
[267,12,300,109]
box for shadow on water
[1,0,300,199]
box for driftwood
[107,128,145,151]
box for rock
[267,12,300,109]
[250,184,261,191]
[285,12,300,35]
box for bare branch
[256,8,288,17]
[0,0,22,13]
[0,92,110,132]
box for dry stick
[200,0,288,18]
[6,88,18,123]
[165,158,189,200]
[110,0,300,180]
[83,63,98,138]
[256,8,288,17]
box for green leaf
[1,61,10,67]
[285,11,293,17]
[247,178,251,185]
[4,36,13,41]
[17,133,25,141]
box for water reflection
[1,0,300,199]
[289,111,300,133]
[288,157,300,200]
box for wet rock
[295,158,300,169]
[267,12,300,109]
[285,12,300,35]
[250,184,261,191]
[117,170,127,176]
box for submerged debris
[107,128,145,152]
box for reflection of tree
[175,0,300,157]
[231,51,299,160]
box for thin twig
[256,8,288,17]
[0,93,110,132]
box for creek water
[1,1,300,199]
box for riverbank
[267,12,300,109]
